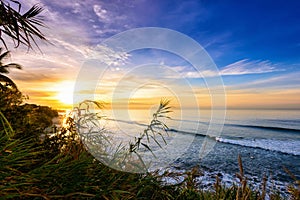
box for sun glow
[55,81,74,105]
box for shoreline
[159,166,291,198]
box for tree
[0,0,47,135]
[0,47,24,111]
[0,47,21,88]
[0,0,47,109]
[0,0,47,50]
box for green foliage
[0,0,47,50]
[1,103,58,140]
[0,1,297,195]
[71,99,173,173]
[0,49,56,141]
[0,58,58,140]
[129,99,171,154]
[0,48,22,92]
[0,78,297,199]
[0,110,13,137]
[1,99,299,199]
[0,83,24,109]
[284,167,300,200]
[2,95,298,199]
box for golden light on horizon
[55,81,74,105]
[13,76,300,110]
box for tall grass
[72,99,172,173]
[1,101,299,199]
[0,110,14,138]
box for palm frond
[0,48,21,86]
[0,74,17,88]
[3,63,22,69]
[0,1,47,50]
[0,48,10,60]
[0,63,22,73]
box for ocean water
[82,108,300,193]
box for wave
[215,137,300,156]
[265,119,300,124]
[168,127,300,156]
[167,128,207,137]
[104,118,300,156]
[171,118,209,124]
[171,118,300,133]
[230,124,300,133]
[106,118,147,127]
[167,127,300,156]
[107,117,300,133]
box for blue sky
[51,0,300,64]
[8,0,300,109]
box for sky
[5,0,300,110]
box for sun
[55,81,74,105]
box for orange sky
[11,73,300,110]
[8,50,299,110]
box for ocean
[79,108,300,194]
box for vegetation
[0,0,47,50]
[0,0,299,199]
[0,48,22,89]
[73,99,172,173]
[1,95,299,199]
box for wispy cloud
[229,71,300,91]
[249,72,300,86]
[158,58,281,79]
[220,59,282,75]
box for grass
[1,130,300,199]
[0,103,299,199]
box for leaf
[156,132,167,145]
[0,1,47,50]
[0,49,10,60]
[129,151,147,172]
[141,142,151,152]
[0,74,18,89]
[150,135,163,148]
[0,111,14,138]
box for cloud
[85,44,130,66]
[13,1,298,110]
[157,58,282,79]
[93,5,109,21]
[248,72,300,87]
[179,70,218,78]
[91,3,129,37]
[9,71,53,82]
[227,71,300,92]
[25,90,56,97]
[220,59,281,75]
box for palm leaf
[0,49,10,60]
[0,74,17,89]
[0,1,47,50]
[0,63,22,74]
[3,63,22,69]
